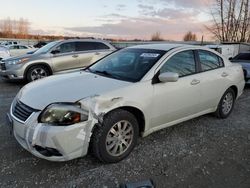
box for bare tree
[17,18,29,38]
[0,17,29,38]
[2,17,13,37]
[183,31,197,41]
[151,31,164,41]
[207,0,250,42]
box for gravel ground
[0,78,249,188]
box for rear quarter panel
[225,62,245,98]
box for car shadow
[1,78,27,85]
[244,83,250,89]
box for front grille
[12,100,37,122]
[0,63,6,70]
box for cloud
[116,4,126,11]
[138,4,156,16]
[94,13,128,24]
[137,1,202,19]
[32,0,213,40]
[65,16,211,40]
[138,0,212,8]
[103,13,128,19]
[154,8,199,20]
[170,0,212,8]
[138,4,154,10]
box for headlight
[6,58,29,65]
[38,103,88,126]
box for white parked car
[7,44,245,162]
[1,41,19,46]
[206,44,239,59]
[7,45,36,57]
[0,46,10,60]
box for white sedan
[7,44,245,162]
[7,45,36,57]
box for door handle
[95,52,100,55]
[191,79,200,85]
[221,72,228,77]
[72,54,78,58]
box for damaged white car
[7,44,245,163]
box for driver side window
[160,50,196,77]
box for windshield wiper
[94,70,113,77]
[93,70,123,79]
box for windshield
[88,48,166,82]
[34,41,59,54]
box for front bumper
[10,106,93,161]
[0,62,24,79]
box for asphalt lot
[0,78,249,188]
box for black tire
[215,88,236,119]
[26,65,50,82]
[91,109,139,163]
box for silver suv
[0,39,116,82]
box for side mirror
[51,50,60,54]
[229,57,233,61]
[158,72,179,82]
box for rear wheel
[26,65,50,82]
[91,109,139,163]
[215,88,235,118]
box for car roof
[128,43,190,51]
[59,39,110,43]
[56,39,115,49]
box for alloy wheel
[105,120,134,157]
[222,92,234,115]
[30,68,47,80]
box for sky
[0,0,213,40]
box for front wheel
[26,65,50,82]
[91,109,139,163]
[215,88,235,119]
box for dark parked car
[33,41,51,48]
[230,52,250,82]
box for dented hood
[17,71,131,110]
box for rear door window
[76,42,95,51]
[160,50,196,77]
[76,42,110,51]
[198,50,224,71]
[93,42,110,50]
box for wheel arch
[24,62,53,79]
[101,106,146,135]
[229,85,238,98]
